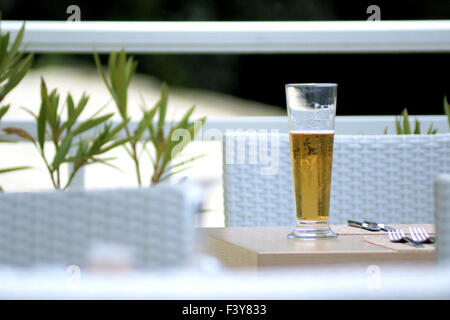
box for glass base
[288,220,337,239]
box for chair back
[0,185,199,269]
[223,132,450,226]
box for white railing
[1,20,450,53]
[1,116,449,140]
[2,116,449,190]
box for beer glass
[285,83,337,239]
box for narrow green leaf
[174,105,196,133]
[414,119,421,134]
[167,153,207,171]
[0,53,33,98]
[75,92,90,117]
[52,133,73,169]
[20,106,37,119]
[2,127,36,144]
[0,34,10,72]
[159,166,193,183]
[145,104,158,140]
[106,121,128,140]
[85,158,123,172]
[71,113,113,136]
[0,166,31,174]
[444,96,450,129]
[88,98,110,119]
[402,109,411,134]
[122,144,134,159]
[135,108,156,141]
[66,93,76,123]
[37,78,49,150]
[141,143,155,164]
[93,51,116,101]
[47,88,60,129]
[107,51,117,83]
[75,137,90,160]
[97,137,133,155]
[0,105,9,119]
[156,82,168,136]
[5,23,25,66]
[395,116,402,135]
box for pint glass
[285,83,337,239]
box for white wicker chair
[0,184,199,268]
[435,174,450,264]
[223,132,450,226]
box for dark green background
[1,0,449,115]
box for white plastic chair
[223,132,450,226]
[0,184,200,269]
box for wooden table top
[197,225,436,270]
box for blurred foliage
[0,20,33,190]
[3,78,130,190]
[0,22,34,107]
[385,97,450,134]
[95,50,206,186]
[0,105,31,191]
[384,108,437,135]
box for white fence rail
[1,116,449,190]
[1,20,450,53]
[1,116,449,141]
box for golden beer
[289,131,334,221]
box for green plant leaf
[0,33,10,73]
[156,82,168,137]
[0,105,9,119]
[97,137,133,155]
[5,23,25,66]
[0,53,33,99]
[413,119,421,134]
[37,78,49,150]
[444,96,450,129]
[395,116,402,135]
[85,158,123,172]
[159,166,193,183]
[94,51,113,93]
[2,127,36,144]
[122,144,134,159]
[402,108,411,134]
[135,106,156,142]
[20,106,37,119]
[52,133,73,169]
[167,153,207,171]
[66,93,76,123]
[0,166,31,174]
[71,113,114,137]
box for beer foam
[289,130,335,134]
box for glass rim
[285,83,337,88]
